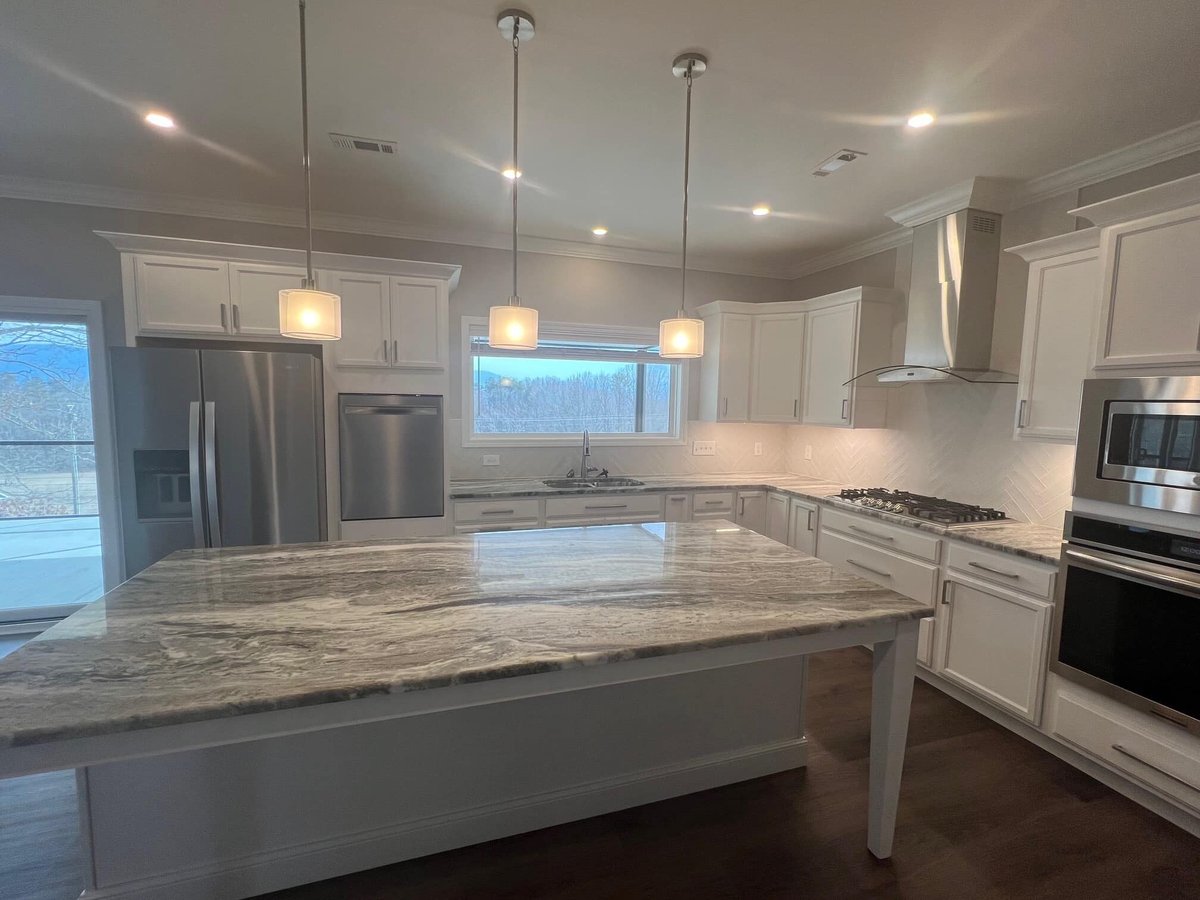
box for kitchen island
[0,521,929,900]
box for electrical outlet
[482,454,501,466]
[753,442,763,456]
[691,440,716,456]
[804,445,813,461]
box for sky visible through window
[474,355,674,435]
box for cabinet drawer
[691,491,735,518]
[1051,687,1200,812]
[822,507,941,562]
[454,522,539,534]
[544,493,664,521]
[453,499,541,524]
[817,529,939,605]
[946,542,1055,599]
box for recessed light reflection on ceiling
[751,205,771,217]
[501,167,522,180]
[144,111,176,129]
[591,226,608,236]
[906,111,936,129]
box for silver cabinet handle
[232,303,241,332]
[382,339,388,361]
[807,509,815,531]
[850,524,895,542]
[1017,398,1029,428]
[738,497,746,516]
[841,398,849,420]
[392,339,398,364]
[968,560,1020,579]
[793,399,799,417]
[703,499,725,506]
[219,302,228,330]
[203,400,222,548]
[847,558,891,579]
[940,580,951,604]
[187,401,206,548]
[722,397,728,416]
[585,503,628,510]
[1112,744,1200,794]
[480,509,516,516]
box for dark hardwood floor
[4,648,1199,899]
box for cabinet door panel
[718,315,753,421]
[664,493,691,523]
[735,491,767,534]
[390,278,446,369]
[766,493,790,543]
[751,314,805,422]
[229,263,307,337]
[788,499,818,556]
[936,575,1051,723]
[134,255,229,335]
[802,303,856,426]
[328,272,391,368]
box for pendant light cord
[511,25,520,303]
[298,0,314,288]
[679,64,693,318]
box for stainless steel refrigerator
[109,347,326,578]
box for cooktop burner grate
[836,488,1010,526]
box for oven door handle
[1064,547,1200,599]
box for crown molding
[1013,119,1200,207]
[786,227,911,280]
[1004,226,1100,262]
[886,176,1018,227]
[0,174,791,281]
[1069,171,1200,227]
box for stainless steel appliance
[110,347,326,577]
[1075,376,1200,515]
[1051,511,1200,736]
[836,488,1010,526]
[338,393,444,521]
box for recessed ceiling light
[906,111,935,129]
[501,167,522,180]
[751,205,771,217]
[591,226,608,236]
[144,111,176,130]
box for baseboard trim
[81,738,808,900]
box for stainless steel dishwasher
[338,394,444,520]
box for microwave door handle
[1064,547,1200,599]
[188,401,207,548]
[203,400,223,548]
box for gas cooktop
[836,488,1010,527]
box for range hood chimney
[877,177,1016,385]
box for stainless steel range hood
[876,207,1016,384]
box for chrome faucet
[567,429,604,480]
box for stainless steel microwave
[1075,377,1200,515]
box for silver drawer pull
[968,560,1020,579]
[1112,744,1200,794]
[847,558,892,579]
[480,509,516,516]
[703,500,726,506]
[849,524,895,542]
[585,503,627,510]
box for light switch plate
[754,442,763,456]
[692,440,716,456]
[482,454,501,466]
[804,445,813,461]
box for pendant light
[279,0,341,341]
[488,9,539,350]
[658,53,707,359]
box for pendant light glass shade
[488,300,539,351]
[658,315,704,359]
[280,288,341,340]
[279,0,341,341]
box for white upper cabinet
[133,255,230,335]
[697,311,754,422]
[228,262,308,337]
[1071,173,1200,370]
[750,313,805,422]
[1007,229,1101,444]
[389,277,449,369]
[326,271,391,367]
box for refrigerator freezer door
[199,350,324,548]
[339,394,445,520]
[109,347,204,578]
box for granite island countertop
[450,474,1065,564]
[0,521,929,750]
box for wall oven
[1075,376,1200,515]
[1051,512,1200,736]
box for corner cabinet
[1006,228,1101,444]
[99,232,461,355]
[1071,173,1200,370]
[696,288,896,427]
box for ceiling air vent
[329,132,398,155]
[813,149,868,177]
[970,213,999,234]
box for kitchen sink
[542,477,645,489]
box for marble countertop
[450,475,1064,565]
[0,522,928,750]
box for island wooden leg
[867,618,920,859]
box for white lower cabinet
[734,490,767,535]
[934,572,1052,724]
[664,493,691,523]
[691,491,735,520]
[916,618,934,668]
[818,529,940,605]
[787,499,819,556]
[543,494,664,527]
[766,492,790,543]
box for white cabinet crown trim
[1006,227,1101,262]
[1069,171,1200,227]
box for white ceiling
[2,0,1199,276]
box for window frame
[460,317,688,448]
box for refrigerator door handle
[203,400,223,548]
[188,401,207,548]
